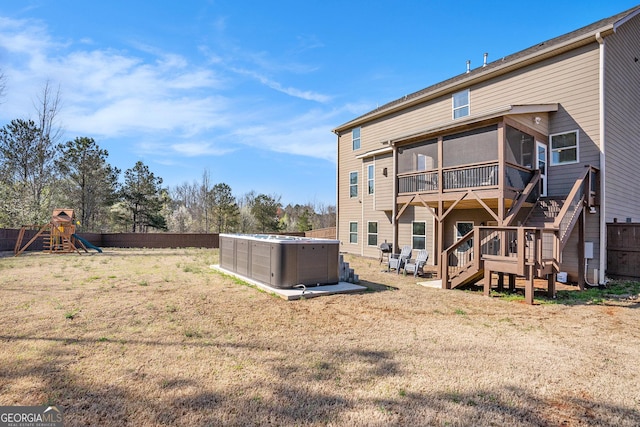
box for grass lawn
[1,248,639,426]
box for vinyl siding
[397,206,435,266]
[441,209,502,249]
[342,43,602,196]
[470,44,602,196]
[361,157,393,258]
[604,12,640,222]
[559,211,601,283]
[360,96,452,144]
[374,153,394,211]
[338,127,395,256]
[361,175,394,259]
[337,130,364,252]
[338,34,606,262]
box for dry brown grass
[1,248,639,426]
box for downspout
[391,141,398,252]
[334,130,341,248]
[361,162,365,256]
[596,32,607,285]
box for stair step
[524,197,567,227]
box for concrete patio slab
[417,279,443,289]
[210,265,367,300]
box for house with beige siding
[332,5,640,302]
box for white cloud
[231,67,331,103]
[170,141,236,157]
[233,111,338,163]
[0,16,54,54]
[0,15,344,166]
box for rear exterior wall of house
[337,35,615,281]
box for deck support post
[508,274,516,293]
[497,272,504,292]
[578,209,586,290]
[525,266,534,305]
[484,269,492,296]
[547,273,556,298]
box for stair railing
[504,169,541,226]
[441,228,479,289]
[553,165,599,249]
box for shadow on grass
[464,280,640,308]
[3,334,639,426]
[357,279,399,293]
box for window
[349,171,358,198]
[505,125,534,168]
[455,221,474,250]
[349,222,358,243]
[367,222,378,246]
[412,222,426,250]
[367,164,374,195]
[455,221,474,240]
[452,89,470,119]
[550,130,578,165]
[417,154,426,171]
[352,127,361,150]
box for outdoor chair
[404,250,429,277]
[388,245,412,274]
[480,168,497,186]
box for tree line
[0,79,335,233]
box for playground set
[14,208,102,257]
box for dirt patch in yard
[1,249,639,426]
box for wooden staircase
[441,166,599,295]
[525,197,565,228]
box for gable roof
[333,5,640,134]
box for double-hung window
[349,171,358,198]
[367,164,374,195]
[367,222,378,246]
[452,89,470,119]
[550,130,578,165]
[412,221,426,250]
[352,127,361,150]
[349,222,358,244]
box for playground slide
[72,234,103,253]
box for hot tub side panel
[270,242,298,288]
[297,244,339,285]
[250,240,272,285]
[235,238,250,277]
[219,235,236,271]
[325,244,340,283]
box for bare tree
[34,80,64,146]
[201,169,212,232]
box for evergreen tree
[210,183,240,233]
[56,137,120,231]
[121,161,167,232]
[297,208,312,232]
[251,194,282,233]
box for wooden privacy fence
[305,227,336,239]
[0,229,314,253]
[607,223,640,278]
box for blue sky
[0,1,637,206]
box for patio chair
[404,250,429,277]
[388,245,412,274]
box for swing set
[14,209,102,256]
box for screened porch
[396,119,547,201]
